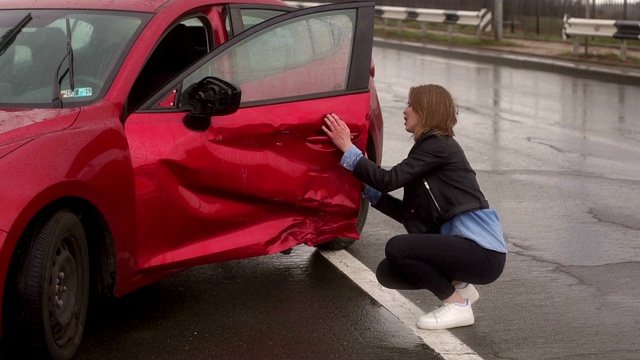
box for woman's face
[403,99,419,134]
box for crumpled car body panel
[126,94,370,272]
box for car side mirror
[182,77,241,132]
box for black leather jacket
[353,131,489,234]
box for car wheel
[15,210,89,360]
[316,194,369,250]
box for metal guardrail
[284,2,492,40]
[563,15,640,60]
[375,6,492,40]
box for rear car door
[125,2,375,270]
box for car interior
[0,27,67,99]
[127,21,209,113]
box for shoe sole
[416,316,475,330]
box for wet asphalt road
[3,43,639,360]
[73,248,437,360]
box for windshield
[0,10,149,108]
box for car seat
[1,27,67,98]
[128,24,199,111]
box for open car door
[125,2,375,270]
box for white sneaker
[416,301,475,330]
[457,284,479,305]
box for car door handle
[306,133,359,143]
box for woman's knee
[376,259,421,290]
[384,234,410,261]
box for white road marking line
[319,249,483,360]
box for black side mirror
[182,77,241,132]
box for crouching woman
[322,84,507,330]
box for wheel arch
[3,197,118,339]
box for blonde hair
[408,84,457,140]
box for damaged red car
[0,0,383,358]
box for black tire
[15,210,89,360]
[316,194,369,250]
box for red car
[0,0,382,358]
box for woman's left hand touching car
[322,113,353,153]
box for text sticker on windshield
[61,87,93,98]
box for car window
[49,18,93,48]
[0,10,147,108]
[181,9,356,106]
[225,8,286,36]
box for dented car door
[124,2,375,271]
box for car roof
[0,0,287,13]
[0,0,169,12]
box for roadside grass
[374,28,520,48]
[374,19,640,67]
[374,17,639,49]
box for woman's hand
[322,113,353,153]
